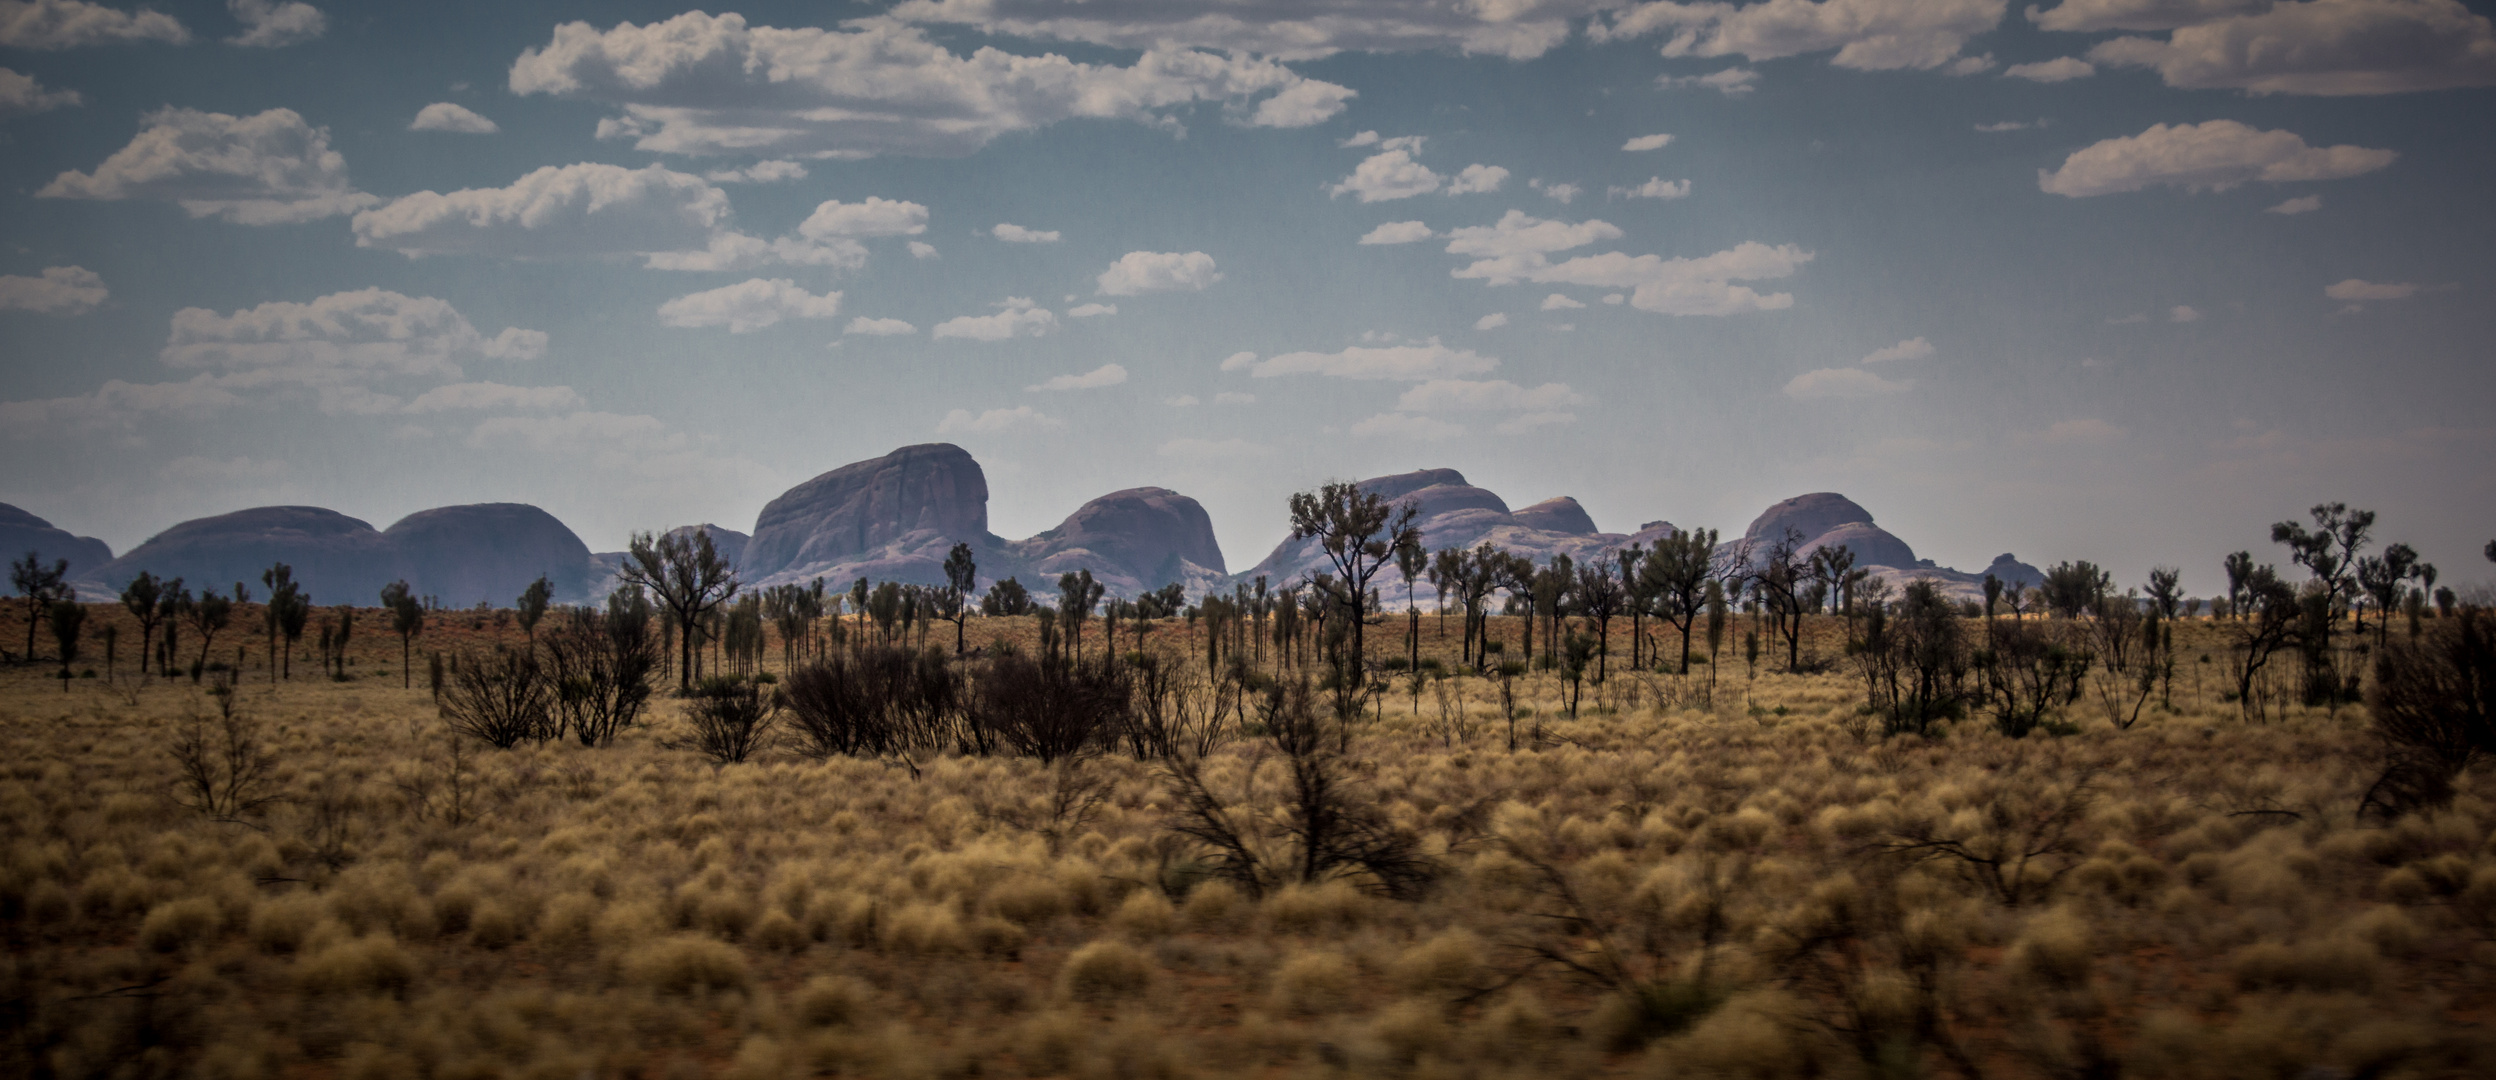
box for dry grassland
[3,608,2493,1079]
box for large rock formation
[663,524,749,571]
[83,506,403,604]
[742,443,999,586]
[1239,468,1661,602]
[1737,492,1919,569]
[384,503,597,608]
[0,504,113,580]
[1006,487,1227,598]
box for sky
[2,0,2491,594]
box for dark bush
[971,653,1129,763]
[441,647,554,749]
[541,605,658,747]
[2362,608,2495,819]
[681,676,778,765]
[783,645,964,759]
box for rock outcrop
[1731,492,2043,602]
[1005,487,1227,598]
[742,443,999,586]
[1238,468,1654,602]
[384,503,597,608]
[663,524,749,571]
[0,504,113,581]
[1512,496,1598,536]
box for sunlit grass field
[3,607,2491,1079]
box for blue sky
[2,0,2490,590]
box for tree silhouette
[1640,527,1719,674]
[1057,569,1103,661]
[1396,538,1425,674]
[1754,528,1810,671]
[380,580,424,689]
[186,588,233,683]
[2038,561,2112,620]
[2222,551,2255,621]
[944,542,977,656]
[120,572,170,682]
[1617,544,1648,668]
[983,576,1033,617]
[619,528,739,691]
[1286,482,1421,675]
[156,582,192,678]
[516,574,554,645]
[261,564,307,682]
[48,599,83,690]
[2145,567,2183,621]
[12,552,68,663]
[2357,543,2422,647]
[1982,573,2003,620]
[2272,503,2373,651]
[1574,558,1624,684]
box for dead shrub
[625,934,750,996]
[1059,939,1155,1002]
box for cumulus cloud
[1231,340,1499,380]
[1167,394,1200,407]
[1027,363,1128,391]
[1475,312,1510,330]
[410,102,498,134]
[1443,209,1627,281]
[226,0,321,47]
[1659,66,1761,93]
[2085,0,2496,94]
[1067,303,1116,318]
[2267,194,2324,214]
[933,297,1057,341]
[1610,177,1692,199]
[354,162,849,270]
[1532,179,1583,204]
[0,65,79,117]
[845,316,917,336]
[1446,163,1510,195]
[1351,412,1465,440]
[509,12,1353,159]
[1359,220,1435,245]
[2039,120,2396,196]
[1783,366,1908,398]
[657,279,842,333]
[2169,304,2202,322]
[40,106,374,224]
[1332,149,1443,201]
[0,265,107,315]
[1624,132,1676,151]
[1496,411,1579,433]
[802,197,930,238]
[909,241,940,259]
[162,289,546,400]
[993,222,1061,243]
[1098,250,1221,295]
[1862,336,1934,363]
[2004,56,2095,80]
[2324,278,2417,300]
[402,381,582,413]
[703,160,807,184]
[1394,378,1586,412]
[890,0,1596,61]
[2027,0,2267,32]
[1601,0,2009,72]
[2020,417,2127,445]
[0,0,187,48]
[1441,209,1810,316]
[1976,119,2037,131]
[1541,293,1586,310]
[1215,391,1256,405]
[0,376,239,441]
[936,404,1062,434]
[1157,436,1271,459]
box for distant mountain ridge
[72,503,598,609]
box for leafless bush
[971,652,1129,764]
[782,644,963,759]
[679,676,778,765]
[1874,768,2095,907]
[170,679,279,820]
[2361,607,2495,819]
[541,606,657,746]
[1974,619,2087,738]
[439,647,554,749]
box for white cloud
[163,289,546,398]
[1236,340,1499,380]
[1446,164,1510,195]
[1097,250,1222,295]
[1541,293,1586,310]
[2085,0,2496,95]
[1166,394,1200,407]
[936,404,1062,434]
[657,278,842,333]
[1604,293,1625,303]
[1495,411,1579,433]
[1395,378,1587,412]
[644,232,867,272]
[2038,120,2396,197]
[1443,209,1627,282]
[1352,412,1465,440]
[845,316,917,336]
[509,12,1352,158]
[1975,120,2035,131]
[1783,366,1908,399]
[1475,312,1510,330]
[1602,0,2008,71]
[2027,0,2267,32]
[354,162,729,259]
[2324,278,2417,301]
[891,0,1590,61]
[1623,133,1676,151]
[1066,302,1117,318]
[801,197,930,238]
[2004,56,2095,81]
[993,222,1061,243]
[1359,220,1436,245]
[0,265,106,314]
[39,106,374,224]
[2169,304,2201,322]
[1861,336,1934,363]
[933,297,1058,341]
[1945,53,1997,74]
[0,65,79,117]
[909,241,940,259]
[226,0,321,48]
[410,102,498,134]
[1332,149,1442,201]
[1446,211,1811,317]
[1215,391,1256,405]
[402,382,583,413]
[1157,436,1271,459]
[1610,177,1692,199]
[1658,66,1761,93]
[1340,130,1382,147]
[2266,194,2324,214]
[1532,179,1584,204]
[703,160,807,183]
[0,377,238,440]
[2020,417,2127,445]
[1026,363,1129,392]
[0,0,188,48]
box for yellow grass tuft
[1059,938,1155,1002]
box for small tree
[943,542,977,656]
[2037,561,2111,620]
[618,528,739,692]
[516,574,554,645]
[48,599,84,689]
[1396,538,1425,675]
[1641,527,1720,675]
[380,580,424,689]
[1575,559,1625,684]
[186,589,233,682]
[1287,481,1421,675]
[120,572,170,682]
[12,552,69,663]
[680,676,778,765]
[983,576,1033,616]
[2222,551,2255,620]
[1057,569,1103,661]
[262,563,306,683]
